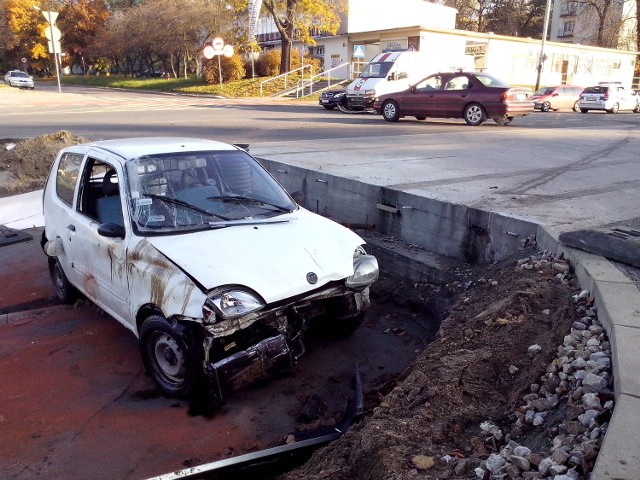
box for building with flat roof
[254,0,638,88]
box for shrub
[202,55,246,84]
[255,49,281,77]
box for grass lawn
[58,73,322,100]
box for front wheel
[573,101,581,113]
[323,105,336,110]
[415,116,426,121]
[633,103,640,113]
[139,316,198,398]
[493,116,513,126]
[540,102,551,112]
[464,103,486,126]
[48,257,78,304]
[382,100,400,122]
[606,103,619,114]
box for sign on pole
[248,0,263,43]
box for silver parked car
[41,137,379,401]
[577,83,639,114]
[4,70,35,89]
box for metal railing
[295,62,350,98]
[259,64,313,96]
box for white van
[344,50,473,111]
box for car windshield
[534,87,555,95]
[583,86,607,94]
[125,150,297,235]
[11,72,29,78]
[360,62,394,79]
[473,73,509,88]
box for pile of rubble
[470,252,614,479]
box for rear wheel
[580,108,589,113]
[139,316,199,398]
[382,101,400,122]
[606,103,619,114]
[493,116,513,126]
[323,105,336,110]
[415,116,426,121]
[48,257,78,304]
[464,103,486,126]
[540,102,551,112]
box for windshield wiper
[207,195,292,213]
[143,194,230,221]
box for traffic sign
[353,44,365,58]
[45,25,62,42]
[222,45,234,58]
[40,10,58,24]
[203,45,216,59]
[212,37,224,50]
[47,41,62,54]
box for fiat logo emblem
[306,272,318,284]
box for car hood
[145,208,365,304]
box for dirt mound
[0,131,87,196]
[283,253,580,480]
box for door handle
[66,224,76,232]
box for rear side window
[56,153,84,206]
[583,86,607,94]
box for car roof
[73,137,239,163]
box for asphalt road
[2,82,639,232]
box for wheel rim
[612,103,618,113]
[467,105,482,123]
[383,102,396,119]
[151,332,187,384]
[542,102,550,112]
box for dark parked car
[319,89,347,110]
[372,72,534,126]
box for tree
[261,0,346,74]
[575,0,630,47]
[58,0,110,74]
[484,0,547,36]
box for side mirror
[98,223,125,239]
[410,85,417,93]
[388,72,397,81]
[552,93,559,97]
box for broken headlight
[204,289,264,323]
[345,246,379,290]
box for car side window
[415,75,442,93]
[444,76,470,91]
[78,158,124,226]
[55,153,84,206]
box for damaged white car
[41,137,378,401]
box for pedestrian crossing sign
[353,45,365,58]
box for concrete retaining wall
[261,158,538,264]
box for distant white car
[4,70,35,89]
[578,83,640,113]
[42,137,378,400]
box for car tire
[573,101,581,113]
[634,103,640,113]
[382,101,400,122]
[47,257,78,304]
[139,316,198,398]
[540,102,551,112]
[415,116,426,121]
[580,108,589,113]
[493,116,513,126]
[606,103,619,114]
[323,105,336,110]
[463,103,486,126]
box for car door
[437,75,473,116]
[67,150,133,329]
[405,74,442,116]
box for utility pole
[535,0,552,91]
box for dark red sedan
[373,72,534,126]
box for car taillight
[502,91,509,101]
[603,92,608,100]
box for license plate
[587,95,597,101]
[321,99,329,103]
[516,93,527,100]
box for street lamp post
[535,0,552,91]
[34,6,62,94]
